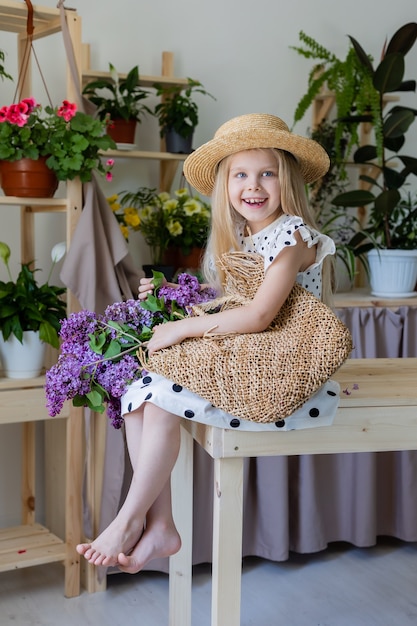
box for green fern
[291,32,381,162]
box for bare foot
[118,521,181,574]
[76,516,144,567]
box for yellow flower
[166,219,183,236]
[139,205,153,220]
[183,198,202,216]
[158,191,171,203]
[162,199,179,213]
[107,194,121,212]
[120,224,129,240]
[123,209,140,228]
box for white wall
[0,0,416,526]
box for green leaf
[0,242,11,266]
[373,188,401,216]
[348,35,374,74]
[38,320,59,349]
[354,145,377,163]
[383,108,415,138]
[104,340,122,358]
[374,53,404,94]
[385,22,417,56]
[332,189,375,207]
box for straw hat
[183,113,330,196]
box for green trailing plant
[0,48,12,82]
[153,78,215,139]
[332,22,417,250]
[82,64,152,123]
[0,242,67,348]
[291,30,380,162]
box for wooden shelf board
[0,1,72,38]
[0,523,66,572]
[0,377,69,424]
[82,69,189,89]
[334,287,417,309]
[102,149,188,161]
[0,196,69,210]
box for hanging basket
[0,157,58,198]
[107,118,137,145]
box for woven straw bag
[146,252,353,423]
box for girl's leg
[76,403,181,567]
[118,477,181,574]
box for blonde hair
[202,148,334,304]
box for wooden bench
[168,357,417,626]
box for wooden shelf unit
[0,1,83,597]
[82,49,192,192]
[0,377,69,574]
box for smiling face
[227,149,282,234]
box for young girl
[77,113,339,572]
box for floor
[1,538,417,625]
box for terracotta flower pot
[0,157,58,198]
[176,247,204,270]
[107,118,137,144]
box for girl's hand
[147,320,186,355]
[138,276,158,300]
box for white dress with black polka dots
[121,214,340,431]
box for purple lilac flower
[45,354,92,416]
[45,273,217,428]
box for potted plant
[0,241,67,378]
[331,22,417,297]
[309,120,373,289]
[153,78,215,153]
[108,186,211,275]
[82,64,152,145]
[290,30,378,162]
[0,97,115,196]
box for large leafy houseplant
[108,187,211,264]
[0,98,115,182]
[0,242,67,348]
[309,120,373,284]
[153,78,215,139]
[331,22,417,250]
[82,64,152,123]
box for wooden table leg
[169,424,194,626]
[211,456,244,626]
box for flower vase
[0,331,46,379]
[0,157,58,198]
[107,119,137,145]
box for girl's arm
[147,234,316,355]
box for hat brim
[184,126,330,196]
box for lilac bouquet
[45,272,216,428]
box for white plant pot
[367,249,417,297]
[0,330,46,379]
